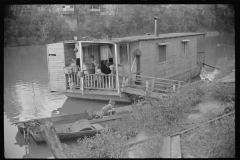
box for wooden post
[151,79,155,92]
[173,84,176,92]
[145,81,149,96]
[79,42,84,95]
[114,44,120,95]
[121,77,125,93]
[177,81,181,91]
[40,122,68,158]
[146,81,149,91]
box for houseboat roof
[58,32,205,44]
[110,32,206,43]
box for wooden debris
[171,135,181,158]
[40,122,68,158]
[161,136,171,158]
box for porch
[64,67,185,101]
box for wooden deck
[121,75,184,99]
[122,87,169,99]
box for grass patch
[181,114,235,158]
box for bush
[210,82,235,103]
[63,129,126,158]
[181,114,235,158]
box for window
[181,40,189,56]
[120,44,128,64]
[158,43,168,62]
[91,5,101,9]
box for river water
[4,34,235,158]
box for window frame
[181,40,189,56]
[157,43,169,63]
[119,44,128,64]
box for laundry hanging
[74,43,80,58]
[100,45,113,60]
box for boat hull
[32,128,103,144]
[16,105,133,144]
[63,90,131,102]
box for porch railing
[122,72,185,94]
[83,74,117,90]
[65,71,117,91]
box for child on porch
[95,64,102,87]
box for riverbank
[61,68,235,158]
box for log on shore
[40,122,68,158]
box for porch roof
[110,32,206,43]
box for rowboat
[13,105,133,144]
[31,119,106,144]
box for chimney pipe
[154,17,160,37]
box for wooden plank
[115,44,120,94]
[40,122,68,158]
[170,135,181,158]
[161,136,171,158]
[151,79,155,91]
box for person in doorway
[101,100,115,117]
[90,55,97,74]
[69,59,76,67]
[76,58,80,67]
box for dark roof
[111,32,205,43]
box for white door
[47,43,66,91]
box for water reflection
[5,81,67,121]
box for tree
[4,11,74,46]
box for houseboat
[46,18,205,102]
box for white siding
[47,43,66,91]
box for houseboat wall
[47,43,66,91]
[138,35,201,81]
